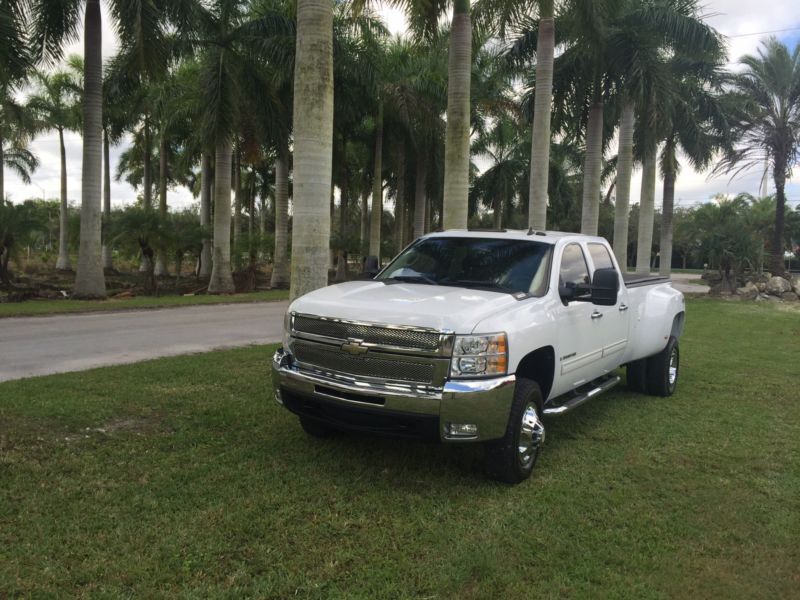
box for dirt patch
[0,414,171,450]
[62,415,171,443]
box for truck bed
[622,273,670,288]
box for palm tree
[0,199,41,287]
[601,0,723,266]
[544,0,722,239]
[442,0,472,230]
[527,0,556,230]
[290,0,334,299]
[101,69,130,272]
[393,0,472,230]
[472,113,527,228]
[108,206,170,295]
[198,152,213,278]
[27,63,81,271]
[657,58,728,276]
[715,38,800,276]
[369,104,384,259]
[612,99,634,266]
[183,0,290,294]
[0,0,33,207]
[1,85,38,204]
[32,0,174,298]
[271,141,290,287]
[147,71,190,277]
[502,0,557,229]
[0,1,31,88]
[635,140,657,274]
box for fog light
[274,387,283,405]
[447,423,479,437]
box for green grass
[1,298,799,597]
[0,289,289,318]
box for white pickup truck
[272,230,685,483]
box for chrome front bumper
[271,348,516,442]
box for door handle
[619,304,629,312]
[591,311,603,320]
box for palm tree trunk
[659,143,677,277]
[102,128,113,271]
[395,140,406,253]
[360,189,369,256]
[154,134,169,276]
[271,141,290,288]
[772,160,787,276]
[290,0,334,300]
[369,103,384,260]
[143,119,152,210]
[329,187,336,270]
[636,152,657,274]
[442,0,472,230]
[413,152,427,240]
[233,149,242,254]
[139,117,153,273]
[528,0,555,230]
[199,152,212,278]
[425,192,432,232]
[56,127,72,271]
[208,141,235,293]
[72,0,106,299]
[248,171,255,239]
[492,195,503,229]
[581,101,604,235]
[336,146,350,282]
[0,137,4,202]
[613,100,635,270]
[259,195,266,236]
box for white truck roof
[423,229,609,246]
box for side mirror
[591,268,619,306]
[558,284,576,303]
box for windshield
[377,237,553,296]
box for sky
[4,1,800,215]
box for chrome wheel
[668,346,679,387]
[517,403,545,468]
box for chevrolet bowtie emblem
[341,340,369,356]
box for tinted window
[378,237,553,296]
[588,243,615,271]
[559,244,590,288]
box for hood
[290,281,518,333]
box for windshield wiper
[383,275,437,285]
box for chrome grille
[293,315,441,351]
[292,339,438,385]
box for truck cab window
[559,244,590,288]
[588,243,615,271]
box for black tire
[626,358,648,393]
[645,336,680,397]
[484,378,545,484]
[299,416,336,438]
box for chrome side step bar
[542,375,621,417]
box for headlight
[282,311,293,351]
[450,333,508,378]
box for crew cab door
[586,242,630,373]
[555,243,605,388]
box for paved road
[665,272,709,295]
[0,301,289,383]
[1,273,707,383]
